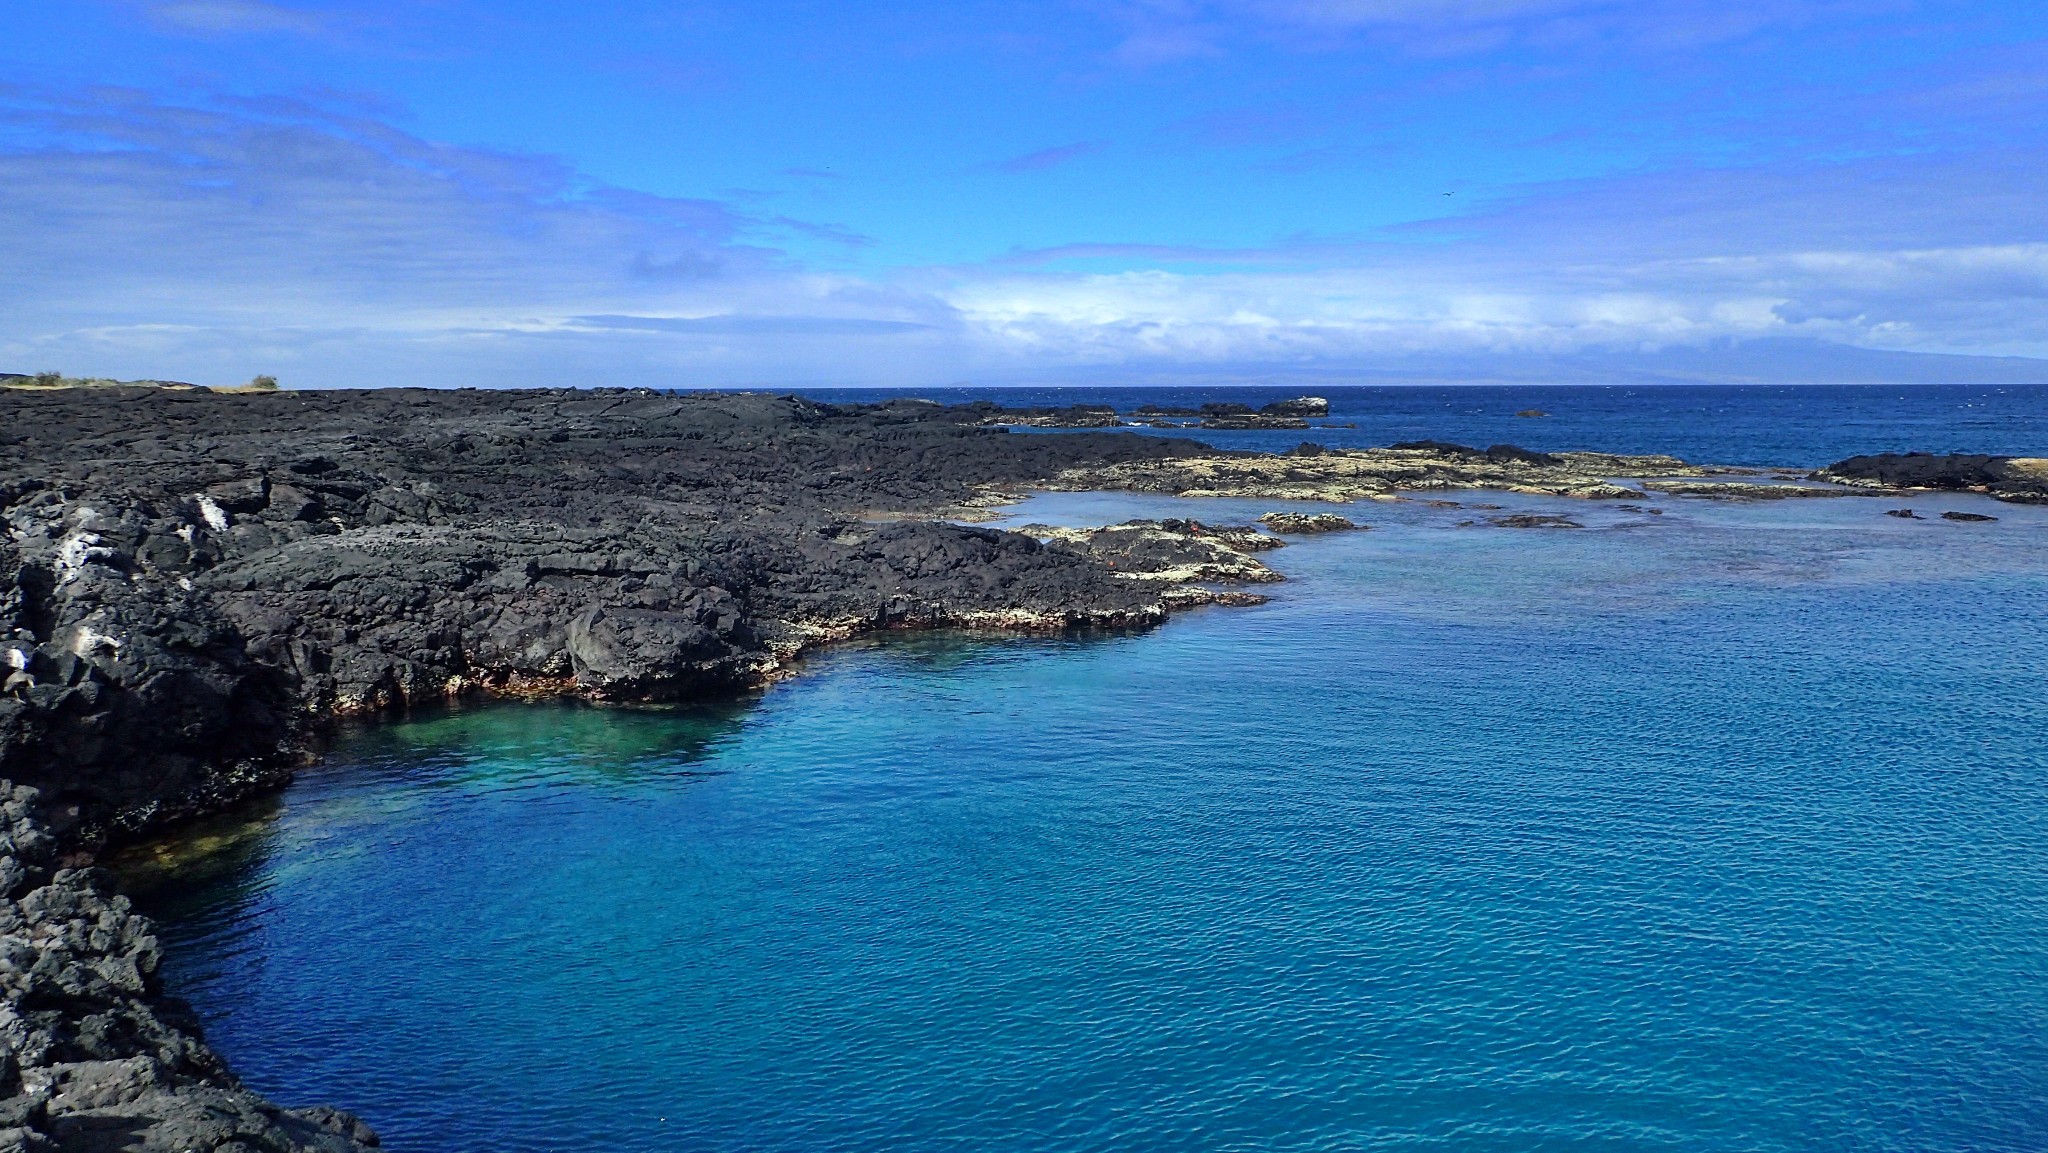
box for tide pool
[134,485,2048,1152]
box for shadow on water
[110,696,754,913]
[114,627,1128,917]
[323,695,757,788]
[105,798,288,905]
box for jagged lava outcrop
[0,388,1239,838]
[1816,452,2048,503]
[1016,520,1285,590]
[0,784,379,1152]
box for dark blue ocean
[798,383,2048,467]
[133,386,2048,1152]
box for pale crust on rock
[1044,447,1705,503]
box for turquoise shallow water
[139,484,2048,1152]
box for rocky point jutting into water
[1815,452,2048,503]
[0,384,2024,1151]
[1,390,1192,841]
[2,390,1793,842]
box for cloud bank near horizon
[4,0,2047,388]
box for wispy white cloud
[141,0,341,38]
[0,87,965,386]
[3,81,2045,387]
[0,89,743,305]
[1097,0,1916,61]
[933,140,2048,369]
[991,140,1108,173]
[941,241,2048,368]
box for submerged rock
[1490,514,1584,529]
[1942,511,1999,522]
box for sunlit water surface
[135,469,2048,1152]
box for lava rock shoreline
[1,388,1234,841]
[1,385,2030,1150]
[0,783,378,1152]
[1815,451,2048,503]
[3,388,1786,841]
[2,386,1259,1150]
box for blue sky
[4,0,2047,386]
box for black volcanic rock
[1818,452,2048,504]
[1387,441,1561,467]
[1484,444,1562,466]
[0,784,379,1151]
[1826,452,2004,488]
[1020,520,1283,585]
[980,403,1122,428]
[0,387,1263,1149]
[0,387,1229,836]
[1259,397,1330,418]
[1194,399,1321,429]
[1391,440,1479,456]
[0,383,1757,1148]
[1199,414,1310,430]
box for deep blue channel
[132,406,2048,1153]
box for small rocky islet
[0,386,2039,1151]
